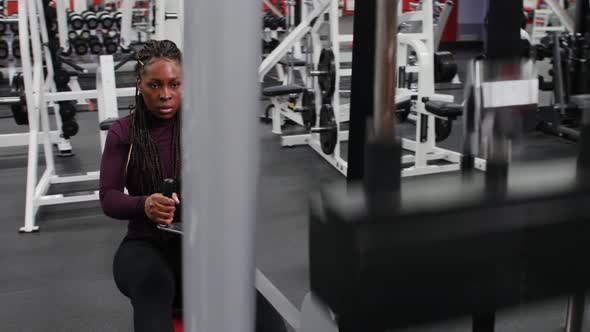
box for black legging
[113,237,288,332]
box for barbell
[311,104,338,155]
[310,48,336,101]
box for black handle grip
[163,178,174,198]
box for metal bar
[0,18,18,23]
[263,0,285,17]
[255,269,300,329]
[50,172,100,184]
[56,0,68,49]
[373,0,398,139]
[20,0,41,233]
[259,0,330,79]
[45,87,136,102]
[0,96,20,104]
[37,192,99,206]
[434,0,453,50]
[182,0,258,331]
[34,168,53,202]
[545,0,574,32]
[0,131,63,148]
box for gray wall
[457,0,488,41]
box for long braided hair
[128,40,182,195]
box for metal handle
[165,12,178,20]
[163,178,174,198]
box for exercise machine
[301,1,590,332]
[16,0,135,233]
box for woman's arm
[99,121,147,220]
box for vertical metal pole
[56,0,68,50]
[373,0,397,139]
[20,0,40,233]
[182,0,259,332]
[32,0,56,171]
[564,294,586,332]
[120,0,134,47]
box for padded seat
[424,100,463,119]
[396,98,412,110]
[99,118,118,130]
[279,56,306,67]
[262,84,305,97]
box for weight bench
[278,56,306,67]
[262,84,306,97]
[99,118,118,131]
[262,85,308,134]
[424,100,463,120]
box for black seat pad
[424,100,463,119]
[395,98,412,109]
[279,56,306,67]
[262,84,305,97]
[99,118,118,130]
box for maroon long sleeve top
[99,114,177,239]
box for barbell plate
[317,48,336,101]
[319,104,337,155]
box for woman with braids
[99,40,183,332]
[99,40,287,332]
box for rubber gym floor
[0,53,585,332]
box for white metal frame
[270,0,486,177]
[17,0,135,233]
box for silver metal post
[182,0,259,332]
[373,0,398,139]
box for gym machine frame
[17,0,135,233]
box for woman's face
[138,58,182,120]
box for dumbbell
[67,30,78,40]
[68,11,84,30]
[114,12,122,29]
[82,10,98,29]
[71,38,88,55]
[88,35,102,54]
[0,40,9,59]
[0,21,7,34]
[9,21,18,33]
[103,36,119,54]
[79,29,91,40]
[98,11,114,29]
[58,101,77,121]
[54,68,71,87]
[12,39,20,58]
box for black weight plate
[90,42,102,54]
[105,42,118,54]
[75,42,88,55]
[0,22,6,34]
[301,90,316,130]
[54,68,70,86]
[62,120,79,138]
[59,101,77,121]
[319,104,337,155]
[9,22,18,33]
[434,51,458,83]
[435,117,453,142]
[318,49,336,101]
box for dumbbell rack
[16,0,135,233]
